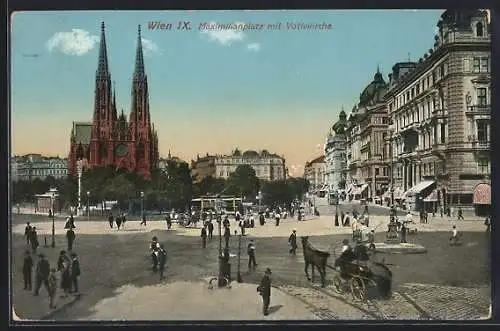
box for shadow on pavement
[268,304,283,315]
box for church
[68,23,159,178]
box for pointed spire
[168,150,171,159]
[134,25,145,76]
[376,64,380,73]
[112,80,116,105]
[97,22,109,76]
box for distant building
[190,154,216,183]
[12,154,68,181]
[158,151,187,175]
[213,149,286,182]
[324,110,348,193]
[303,155,326,191]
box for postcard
[10,9,491,321]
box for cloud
[246,43,260,52]
[140,38,161,55]
[200,21,246,45]
[46,29,99,55]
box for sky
[11,9,444,176]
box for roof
[73,122,92,145]
[310,155,325,164]
[359,70,388,107]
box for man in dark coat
[247,240,257,269]
[257,268,272,316]
[223,225,231,248]
[116,216,122,229]
[24,222,32,245]
[259,213,265,226]
[201,226,208,248]
[108,214,114,228]
[158,244,167,281]
[70,252,81,293]
[140,214,147,226]
[207,221,214,239]
[34,253,50,296]
[288,230,298,255]
[30,227,39,253]
[23,250,33,291]
[66,228,76,251]
[165,213,172,230]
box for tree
[260,180,294,207]
[286,177,310,200]
[226,164,260,199]
[196,176,226,196]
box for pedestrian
[140,214,147,226]
[66,228,75,251]
[257,268,272,316]
[247,239,257,269]
[30,227,39,253]
[70,252,81,293]
[158,244,167,281]
[201,226,207,248]
[108,214,114,228]
[116,216,122,230]
[250,214,255,228]
[424,211,428,224]
[259,213,265,226]
[207,221,214,239]
[484,216,491,232]
[34,253,50,296]
[121,214,126,228]
[69,214,75,229]
[449,225,459,243]
[48,268,57,309]
[457,207,464,221]
[344,212,351,227]
[223,225,231,248]
[60,258,72,297]
[340,211,345,225]
[57,250,70,272]
[288,229,297,255]
[24,222,32,245]
[239,220,246,236]
[401,222,407,243]
[150,236,160,271]
[166,213,172,230]
[22,250,33,291]
[275,211,281,226]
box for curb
[374,243,427,254]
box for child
[48,268,57,309]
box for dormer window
[476,22,484,37]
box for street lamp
[215,197,225,288]
[257,190,262,213]
[235,230,243,283]
[389,119,395,206]
[51,192,56,248]
[140,191,145,221]
[86,191,90,221]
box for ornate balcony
[465,105,491,116]
[471,140,490,150]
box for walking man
[34,253,50,296]
[288,229,298,255]
[275,211,281,226]
[247,239,257,269]
[224,225,231,249]
[201,226,208,248]
[207,221,214,239]
[24,222,32,245]
[457,207,464,221]
[108,214,114,228]
[166,213,172,230]
[158,244,167,281]
[66,227,75,251]
[30,227,39,253]
[140,214,147,226]
[22,250,33,291]
[70,252,81,293]
[48,268,57,309]
[257,268,272,316]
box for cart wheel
[351,277,366,301]
[333,276,343,293]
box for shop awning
[423,189,438,202]
[403,181,435,198]
[351,184,369,196]
[473,183,491,205]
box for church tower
[89,22,114,167]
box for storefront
[473,183,491,216]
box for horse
[301,236,330,287]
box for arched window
[476,22,484,37]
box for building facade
[190,154,217,183]
[384,9,491,213]
[324,110,348,193]
[68,23,159,178]
[213,149,286,182]
[303,155,326,190]
[12,154,68,181]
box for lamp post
[140,191,145,221]
[389,120,395,206]
[51,192,55,248]
[334,196,339,227]
[235,230,243,283]
[216,197,225,288]
[257,190,262,214]
[86,191,90,221]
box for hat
[265,268,272,274]
[70,252,77,257]
[342,239,349,245]
[293,229,296,232]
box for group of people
[24,222,39,253]
[108,213,127,229]
[22,250,81,309]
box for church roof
[72,122,92,145]
[242,150,260,158]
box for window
[375,168,379,176]
[473,58,480,73]
[219,171,224,176]
[476,22,484,37]
[406,92,410,102]
[416,84,420,95]
[440,124,446,144]
[477,88,487,106]
[432,70,437,83]
[427,76,430,87]
[481,57,489,73]
[478,159,489,173]
[477,120,488,142]
[411,88,415,99]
